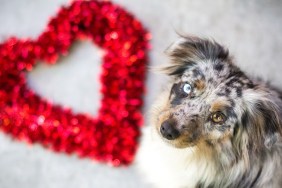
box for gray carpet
[0,0,282,187]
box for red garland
[0,0,150,166]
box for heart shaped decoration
[0,0,150,166]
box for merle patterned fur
[137,36,282,188]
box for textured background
[0,0,282,187]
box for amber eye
[211,112,226,123]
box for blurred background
[0,0,282,187]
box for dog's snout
[160,120,180,140]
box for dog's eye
[183,83,192,94]
[210,112,226,123]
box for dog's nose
[160,120,180,140]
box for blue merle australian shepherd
[137,36,282,188]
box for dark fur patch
[225,88,231,96]
[255,101,280,134]
[196,182,215,188]
[192,68,204,79]
[241,112,249,129]
[169,84,178,99]
[217,92,226,96]
[249,167,262,187]
[171,97,182,106]
[233,122,240,136]
[164,62,196,76]
[217,124,231,132]
[170,84,182,106]
[226,78,240,87]
[247,82,255,89]
[226,107,237,119]
[241,98,282,152]
[213,63,224,72]
[208,78,214,83]
[227,69,245,80]
[179,37,229,61]
[236,88,242,97]
[170,83,189,105]
[228,99,235,107]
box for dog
[136,36,282,188]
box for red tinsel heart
[0,0,150,166]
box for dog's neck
[139,126,282,188]
[139,127,218,188]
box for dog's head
[154,36,282,160]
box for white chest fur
[136,127,215,188]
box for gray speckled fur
[146,36,282,188]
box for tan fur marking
[210,99,230,112]
[195,79,206,91]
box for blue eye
[183,83,192,94]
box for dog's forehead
[181,61,231,86]
[179,61,252,108]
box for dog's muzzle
[160,119,180,140]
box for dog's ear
[160,36,229,76]
[241,87,282,151]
